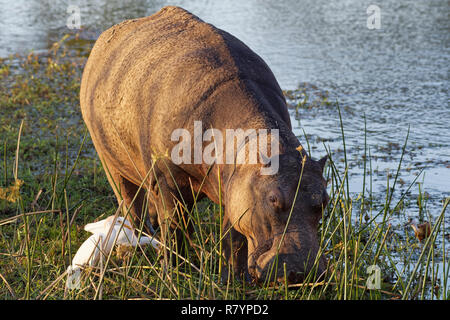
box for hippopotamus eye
[268,190,284,212]
[269,195,277,204]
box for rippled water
[1,0,448,210]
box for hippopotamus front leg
[221,216,251,283]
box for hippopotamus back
[80,6,292,187]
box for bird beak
[84,219,108,233]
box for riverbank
[0,34,448,300]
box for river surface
[1,0,448,230]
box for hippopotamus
[80,6,329,283]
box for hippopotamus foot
[221,218,252,283]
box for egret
[66,215,160,288]
[84,216,159,247]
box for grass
[0,34,448,300]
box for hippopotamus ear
[318,155,328,172]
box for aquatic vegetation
[0,179,23,203]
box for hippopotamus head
[225,149,328,283]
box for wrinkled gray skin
[80,6,329,283]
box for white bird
[84,216,159,247]
[66,215,160,287]
[66,232,110,289]
[71,232,110,269]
